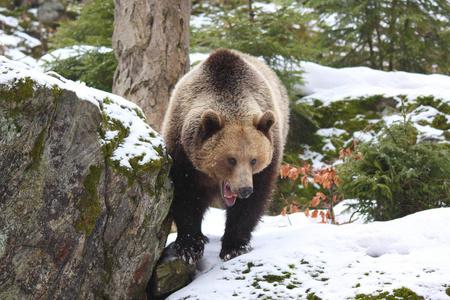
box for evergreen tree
[307,0,450,74]
[191,0,319,96]
[45,0,116,92]
[338,105,450,221]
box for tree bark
[112,0,191,132]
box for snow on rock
[300,61,450,104]
[0,55,166,169]
[168,207,450,299]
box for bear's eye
[251,159,257,166]
[228,158,237,166]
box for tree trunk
[112,0,191,132]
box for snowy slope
[167,207,450,299]
[300,61,450,105]
[163,55,450,300]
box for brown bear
[162,49,289,262]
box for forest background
[1,0,448,221]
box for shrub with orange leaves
[280,140,361,224]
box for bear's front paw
[174,234,209,264]
[220,244,252,261]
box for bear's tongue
[223,180,237,206]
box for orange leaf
[304,207,310,217]
[298,167,306,176]
[304,163,311,173]
[280,164,291,178]
[333,195,337,202]
[346,147,353,155]
[301,175,309,187]
[311,196,320,207]
[313,174,321,184]
[311,210,319,218]
[294,206,299,213]
[317,192,326,200]
[281,207,287,216]
[288,168,299,180]
[326,211,331,219]
[289,204,294,214]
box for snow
[0,13,19,27]
[35,45,114,72]
[0,11,41,67]
[0,55,166,169]
[167,206,450,299]
[300,61,450,105]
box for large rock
[0,57,173,299]
[147,242,196,299]
[37,0,66,23]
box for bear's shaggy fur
[162,49,289,262]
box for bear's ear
[200,109,224,137]
[254,110,276,135]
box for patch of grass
[354,287,422,299]
[307,292,322,300]
[251,271,292,290]
[242,262,255,274]
[263,272,291,283]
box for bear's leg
[171,167,212,263]
[220,163,277,261]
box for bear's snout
[239,186,253,198]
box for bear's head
[191,109,275,206]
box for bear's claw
[174,234,209,264]
[220,244,252,261]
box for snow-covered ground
[299,61,450,105]
[167,206,450,299]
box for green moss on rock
[98,98,169,188]
[51,84,63,101]
[0,77,36,104]
[27,126,47,171]
[0,77,37,121]
[75,165,104,238]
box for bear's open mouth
[222,180,237,207]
